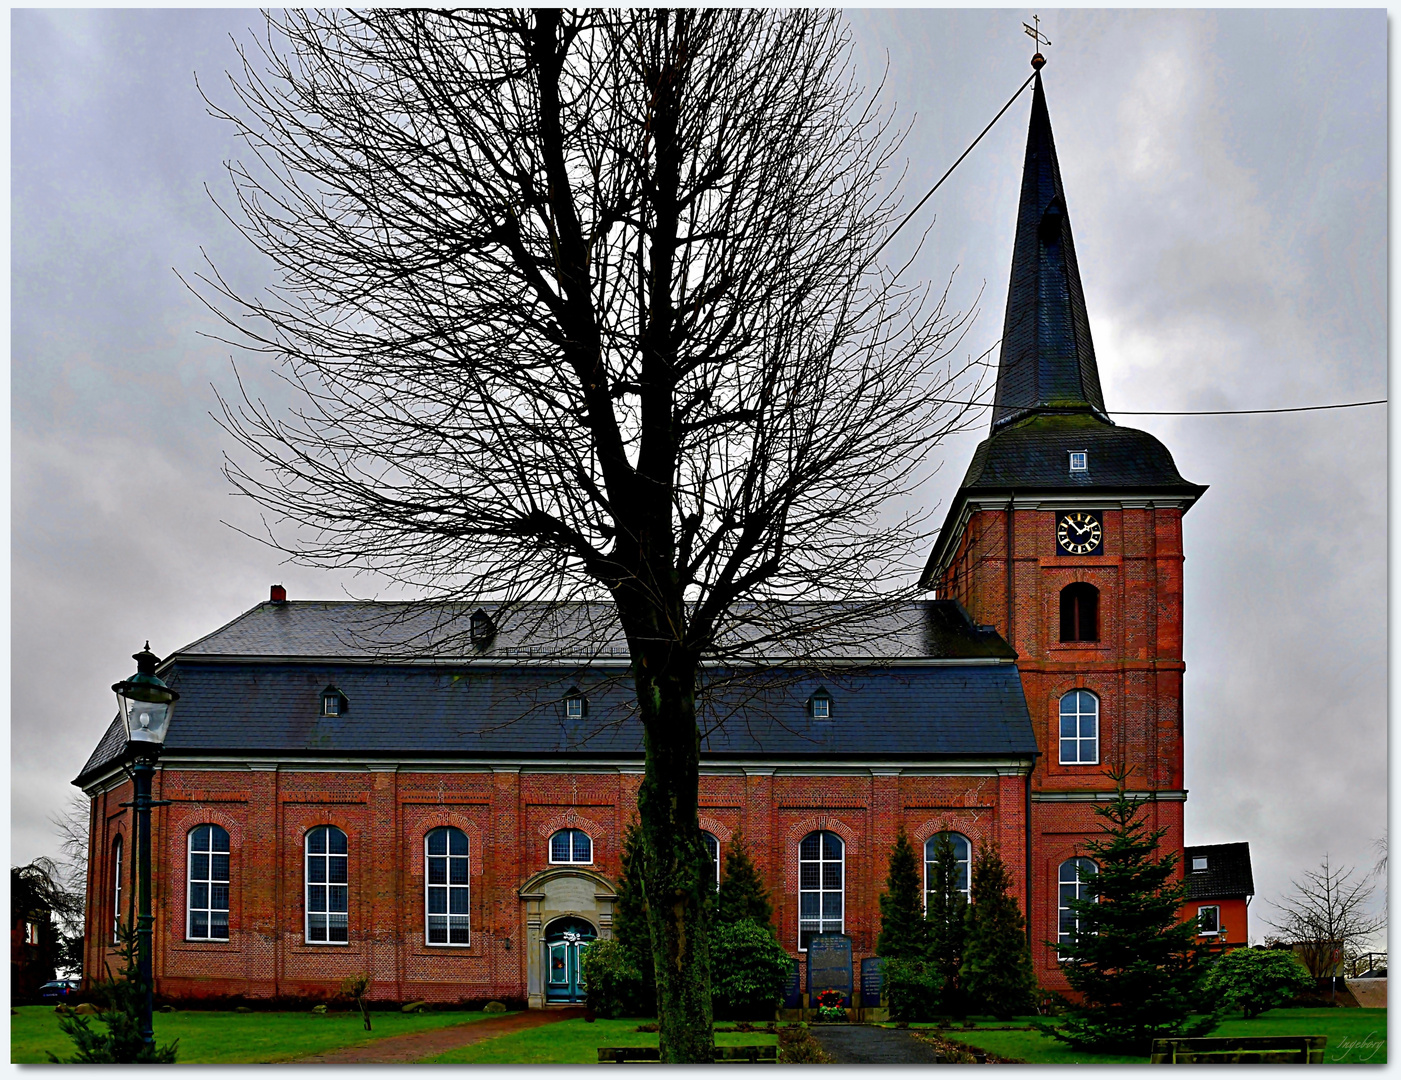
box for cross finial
[1023,14,1050,69]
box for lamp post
[112,643,178,1051]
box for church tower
[921,68,1207,986]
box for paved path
[811,1024,945,1064]
[291,1007,585,1064]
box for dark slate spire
[990,72,1109,431]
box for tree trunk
[634,661,713,1063]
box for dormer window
[1069,450,1088,473]
[321,687,348,717]
[564,688,587,719]
[808,689,832,720]
[470,608,496,647]
[1192,856,1208,872]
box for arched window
[924,832,971,908]
[425,827,470,946]
[187,825,231,941]
[798,831,844,951]
[305,826,349,944]
[550,829,592,864]
[1059,690,1100,764]
[702,831,720,888]
[1059,583,1099,642]
[1058,857,1098,956]
[111,836,123,944]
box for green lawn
[420,1018,780,1064]
[12,1005,508,1064]
[911,1008,1387,1064]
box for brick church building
[76,72,1206,1007]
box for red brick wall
[938,503,1188,990]
[82,764,1032,1003]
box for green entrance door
[544,917,596,1004]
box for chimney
[270,584,287,605]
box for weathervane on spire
[1023,14,1050,70]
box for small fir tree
[1051,769,1216,1052]
[611,822,657,1012]
[876,825,929,959]
[960,840,1036,1019]
[715,833,774,929]
[925,832,968,1016]
[48,922,179,1064]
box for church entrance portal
[543,916,596,1004]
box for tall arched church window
[425,827,470,946]
[550,829,592,864]
[1058,690,1100,764]
[702,831,720,889]
[111,836,124,944]
[1058,857,1098,957]
[187,824,231,941]
[305,825,349,944]
[798,831,844,951]
[924,832,971,908]
[1059,583,1099,642]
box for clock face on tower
[1056,511,1103,556]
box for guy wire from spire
[871,69,1039,263]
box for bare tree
[51,791,92,897]
[1270,854,1384,994]
[194,10,980,1057]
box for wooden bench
[597,1045,777,1064]
[1150,1036,1327,1064]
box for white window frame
[424,827,471,947]
[1191,856,1208,872]
[924,832,972,907]
[812,695,830,720]
[186,824,231,942]
[1058,690,1100,764]
[702,831,721,887]
[797,830,844,952]
[549,828,593,864]
[305,825,350,945]
[1057,857,1098,957]
[565,696,584,719]
[112,836,124,944]
[1069,450,1088,472]
[322,694,340,717]
[1197,904,1222,936]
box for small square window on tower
[1068,450,1088,472]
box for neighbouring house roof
[75,599,1036,788]
[1185,842,1255,901]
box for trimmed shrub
[883,957,942,1022]
[710,918,791,1020]
[580,938,649,1019]
[1200,948,1315,1019]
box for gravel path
[290,1007,585,1064]
[810,1024,946,1064]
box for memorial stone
[860,956,886,1008]
[805,933,853,1006]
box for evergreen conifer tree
[715,833,774,929]
[960,840,1036,1019]
[876,825,929,959]
[611,822,656,1003]
[1052,769,1215,1052]
[925,832,969,1016]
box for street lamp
[112,643,178,1051]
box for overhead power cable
[929,396,1387,415]
[873,70,1039,261]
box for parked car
[39,979,79,1001]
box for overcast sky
[12,10,1386,943]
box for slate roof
[1185,842,1255,900]
[173,598,1015,663]
[992,72,1107,432]
[75,599,1035,787]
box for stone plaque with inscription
[860,956,885,1007]
[805,934,853,1006]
